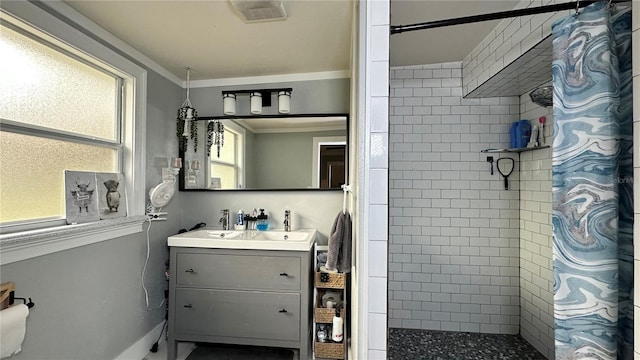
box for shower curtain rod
[391,0,622,34]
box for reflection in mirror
[312,137,346,189]
[179,114,348,191]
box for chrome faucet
[219,209,229,230]
[284,210,291,232]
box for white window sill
[0,216,147,265]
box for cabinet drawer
[175,288,300,341]
[176,253,301,290]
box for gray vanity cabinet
[167,246,314,360]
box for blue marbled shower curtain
[552,2,633,359]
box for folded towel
[325,211,352,273]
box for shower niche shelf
[481,145,549,153]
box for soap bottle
[256,209,268,231]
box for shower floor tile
[388,328,547,360]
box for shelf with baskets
[313,244,348,360]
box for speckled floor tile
[388,328,547,360]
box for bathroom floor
[142,342,196,360]
[388,328,547,360]
[142,342,300,360]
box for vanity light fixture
[223,93,236,115]
[250,92,262,114]
[278,90,291,113]
[221,88,292,116]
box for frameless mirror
[179,114,348,191]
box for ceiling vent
[230,1,287,23]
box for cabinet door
[176,253,301,290]
[175,288,300,341]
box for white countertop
[167,228,317,251]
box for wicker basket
[315,341,345,359]
[315,272,346,289]
[315,307,346,323]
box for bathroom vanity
[166,229,316,360]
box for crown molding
[189,70,351,88]
[34,0,183,86]
[19,1,350,89]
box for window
[0,5,146,234]
[0,22,121,226]
[209,123,244,189]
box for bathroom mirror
[178,114,348,191]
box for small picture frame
[96,173,127,219]
[210,177,222,189]
[64,171,99,224]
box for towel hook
[341,184,351,214]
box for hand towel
[324,211,352,273]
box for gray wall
[388,62,521,334]
[0,70,183,360]
[189,79,350,116]
[250,130,345,188]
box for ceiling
[63,0,522,82]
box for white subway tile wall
[389,62,521,334]
[462,0,573,97]
[365,0,390,358]
[518,89,554,360]
[632,6,639,358]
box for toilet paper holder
[1,282,34,310]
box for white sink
[206,230,242,238]
[252,230,309,241]
[168,228,317,251]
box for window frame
[0,19,125,227]
[0,1,147,264]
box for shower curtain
[552,2,633,359]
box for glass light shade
[278,90,291,113]
[170,157,182,168]
[250,92,262,114]
[223,93,236,115]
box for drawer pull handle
[185,269,195,273]
[184,304,193,308]
[278,309,288,313]
[279,272,288,277]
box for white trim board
[113,321,165,360]
[0,218,146,265]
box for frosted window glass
[211,164,237,189]
[0,25,118,141]
[0,131,117,223]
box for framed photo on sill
[96,172,127,220]
[64,170,99,224]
